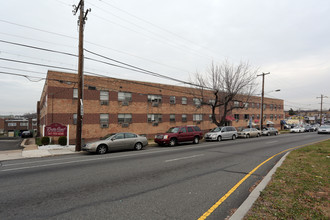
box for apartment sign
[45,123,67,136]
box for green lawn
[244,140,330,219]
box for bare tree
[191,60,258,126]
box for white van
[204,126,238,141]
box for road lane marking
[198,138,330,220]
[266,141,278,144]
[0,144,217,172]
[165,154,204,162]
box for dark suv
[154,125,203,146]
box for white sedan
[290,126,305,133]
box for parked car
[204,126,237,141]
[82,132,148,154]
[154,125,203,146]
[317,125,330,134]
[304,125,314,132]
[262,127,279,136]
[21,130,33,138]
[237,128,261,138]
[290,126,305,133]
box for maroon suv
[154,125,203,146]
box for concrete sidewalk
[0,138,80,161]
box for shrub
[58,136,67,146]
[41,136,50,145]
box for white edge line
[165,154,204,163]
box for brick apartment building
[39,71,285,143]
[1,117,37,136]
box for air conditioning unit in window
[196,104,201,108]
[122,123,129,128]
[100,123,108,128]
[152,102,159,107]
[152,122,158,126]
[122,101,129,106]
[100,100,109,105]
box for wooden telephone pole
[257,72,270,130]
[73,0,91,151]
[317,94,328,125]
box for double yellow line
[198,138,330,219]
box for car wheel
[134,142,143,151]
[267,132,270,136]
[96,145,108,154]
[246,134,250,138]
[169,138,177,147]
[217,136,222,142]
[232,135,236,140]
[257,133,260,137]
[193,136,200,144]
[275,132,278,136]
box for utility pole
[317,94,328,125]
[257,72,270,130]
[73,0,91,151]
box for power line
[90,4,215,61]
[84,48,210,89]
[99,1,222,60]
[0,19,77,40]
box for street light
[260,87,280,130]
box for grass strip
[244,140,330,219]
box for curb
[229,151,290,220]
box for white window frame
[73,88,78,99]
[118,92,132,102]
[100,114,109,128]
[118,114,132,123]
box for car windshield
[101,133,116,140]
[242,128,250,132]
[210,127,222,132]
[166,127,180,133]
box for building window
[270,104,274,110]
[270,114,274,120]
[32,122,37,126]
[251,103,255,108]
[252,114,255,120]
[234,101,240,107]
[8,123,17,127]
[100,114,109,128]
[275,105,277,111]
[182,114,187,122]
[234,114,240,121]
[118,114,132,123]
[118,92,132,102]
[209,114,213,121]
[257,114,260,119]
[193,98,201,107]
[209,99,215,105]
[170,114,175,122]
[148,94,162,103]
[256,103,260,109]
[182,97,187,105]
[244,114,249,120]
[147,114,162,123]
[100,90,109,105]
[73,114,77,125]
[169,96,176,104]
[244,102,249,110]
[73,88,78,99]
[275,115,277,120]
[263,104,266,110]
[20,122,28,126]
[193,114,203,121]
[263,114,267,120]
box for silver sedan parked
[237,128,261,138]
[82,132,148,154]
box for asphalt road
[0,138,22,151]
[0,133,329,220]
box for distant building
[0,117,37,137]
[39,71,285,143]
